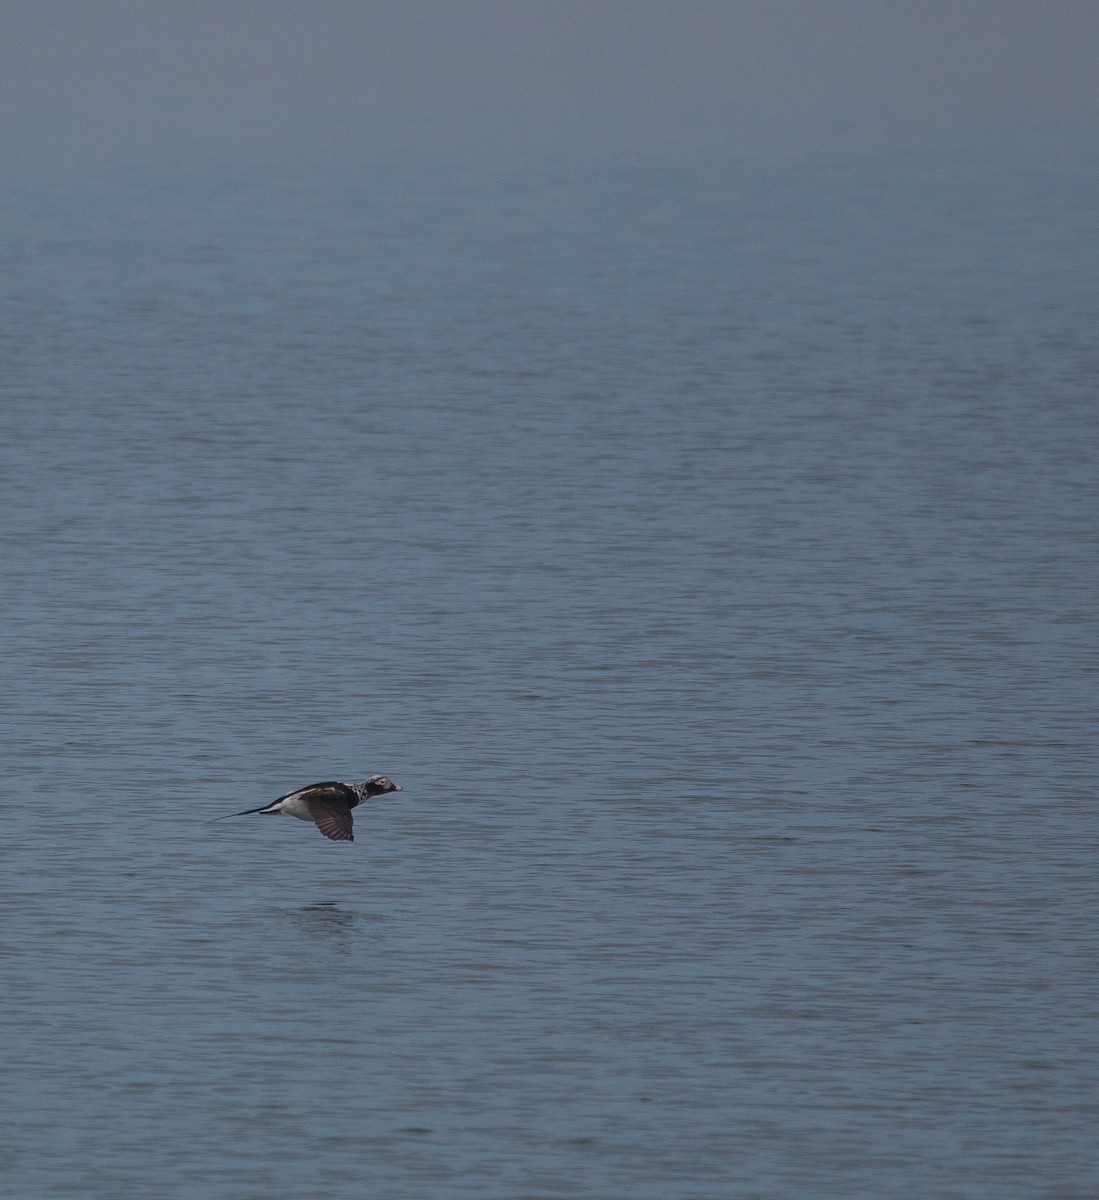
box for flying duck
[215,776,403,842]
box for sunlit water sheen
[2,151,1097,1199]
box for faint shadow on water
[285,900,385,949]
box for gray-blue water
[2,150,1097,1199]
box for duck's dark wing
[286,783,357,841]
[304,793,355,841]
[275,780,357,805]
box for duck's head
[363,775,403,797]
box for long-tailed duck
[215,776,402,842]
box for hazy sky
[1,1,1096,161]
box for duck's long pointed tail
[210,803,277,824]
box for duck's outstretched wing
[304,792,355,841]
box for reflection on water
[289,901,384,946]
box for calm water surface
[1,151,1097,1198]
